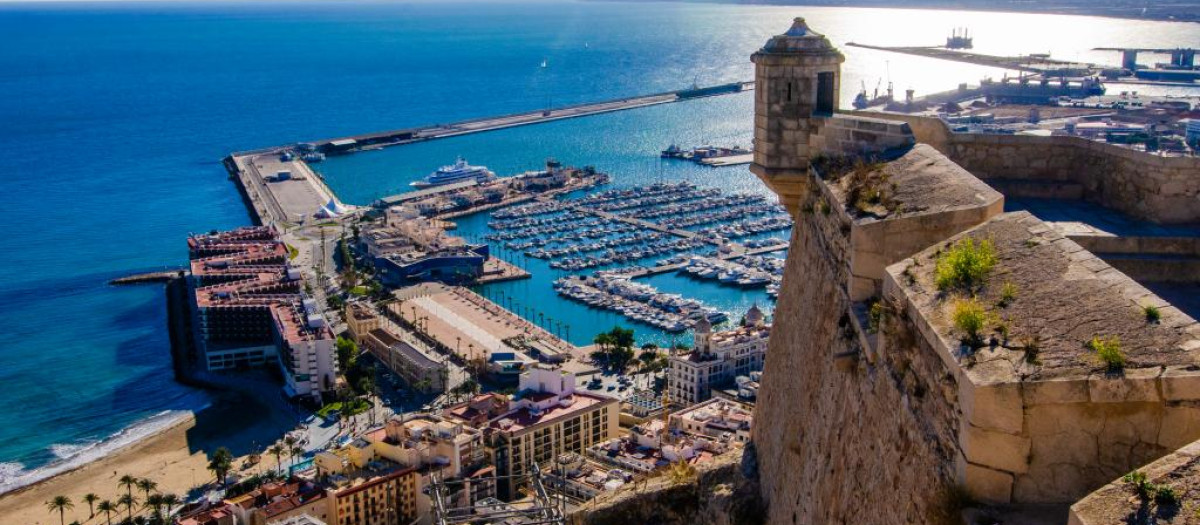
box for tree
[118,474,138,501]
[136,478,158,501]
[145,494,165,522]
[208,447,234,487]
[46,495,73,525]
[160,493,180,520]
[97,500,118,525]
[336,336,359,372]
[268,444,286,474]
[289,444,305,467]
[118,493,138,522]
[84,493,99,518]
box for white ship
[411,157,497,189]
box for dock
[845,43,1096,74]
[699,154,754,167]
[224,81,752,227]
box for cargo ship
[677,81,744,99]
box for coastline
[0,390,293,525]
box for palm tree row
[266,435,306,475]
[46,474,179,525]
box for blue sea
[0,0,1195,493]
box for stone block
[1158,406,1200,450]
[962,424,1031,474]
[1023,377,1089,405]
[963,381,1024,434]
[1087,367,1161,403]
[1162,366,1200,401]
[964,463,1014,504]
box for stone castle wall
[842,111,1200,225]
[750,183,966,525]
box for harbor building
[358,206,489,286]
[186,226,338,400]
[668,305,770,405]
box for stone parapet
[883,211,1200,505]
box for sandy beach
[0,391,295,525]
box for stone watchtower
[750,17,844,214]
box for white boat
[411,157,496,188]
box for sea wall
[750,183,966,525]
[843,111,1200,225]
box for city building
[267,515,327,525]
[344,303,380,345]
[361,327,448,393]
[446,366,620,499]
[187,226,338,400]
[311,444,420,525]
[668,305,770,405]
[669,398,753,446]
[545,452,631,501]
[226,481,331,525]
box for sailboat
[540,58,548,68]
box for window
[816,72,835,115]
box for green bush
[935,237,997,291]
[1089,336,1125,372]
[952,298,988,346]
[867,300,885,333]
[1143,304,1161,323]
[998,282,1018,307]
[1124,471,1154,499]
[1155,484,1180,506]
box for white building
[668,304,770,405]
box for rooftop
[492,392,615,434]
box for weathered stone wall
[843,111,1200,225]
[570,448,764,525]
[751,183,967,525]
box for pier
[845,43,1097,74]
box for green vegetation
[45,495,73,525]
[951,297,989,347]
[1123,471,1180,507]
[591,326,637,372]
[1156,484,1181,506]
[317,398,369,418]
[350,285,369,296]
[208,447,234,487]
[1020,335,1042,365]
[818,199,831,216]
[1089,336,1125,372]
[667,460,698,485]
[935,237,997,292]
[1143,304,1162,324]
[867,300,886,333]
[998,281,1018,308]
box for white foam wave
[0,402,211,496]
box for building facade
[668,305,770,405]
[187,226,337,400]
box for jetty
[110,269,186,285]
[845,43,1097,74]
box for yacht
[411,157,496,189]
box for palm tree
[289,444,305,468]
[97,500,117,525]
[118,473,138,501]
[84,493,99,518]
[118,493,138,522]
[208,447,234,487]
[136,478,158,501]
[268,444,286,474]
[45,495,73,525]
[160,493,179,519]
[145,493,165,521]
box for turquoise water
[0,0,1195,492]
